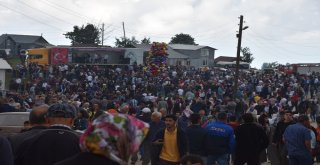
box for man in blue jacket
[205,112,235,165]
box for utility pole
[101,23,105,46]
[4,34,7,49]
[233,15,244,99]
[122,22,126,46]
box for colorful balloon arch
[146,42,168,76]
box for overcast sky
[0,0,319,68]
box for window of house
[201,49,209,56]
[203,59,207,65]
[186,60,191,66]
[176,60,182,65]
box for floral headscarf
[80,113,149,164]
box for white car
[0,112,30,137]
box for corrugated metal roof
[10,34,42,43]
[167,47,189,59]
[0,34,48,44]
[169,44,205,50]
[0,58,12,69]
[133,44,189,59]
[214,56,237,62]
[132,44,151,51]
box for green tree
[64,24,101,45]
[115,36,139,48]
[169,33,196,45]
[141,37,151,44]
[240,47,254,64]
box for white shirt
[16,78,21,84]
[172,71,177,77]
[42,82,48,88]
[178,88,184,96]
[87,75,93,82]
[256,85,263,92]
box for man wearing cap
[15,103,81,165]
[131,107,151,165]
[138,107,152,123]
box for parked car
[0,112,30,137]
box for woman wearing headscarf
[55,113,149,165]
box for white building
[0,58,12,90]
[133,44,217,68]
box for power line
[195,26,234,41]
[266,23,319,33]
[205,30,235,46]
[0,3,65,32]
[193,21,234,38]
[41,0,90,20]
[17,0,74,26]
[245,37,298,62]
[38,0,118,42]
[39,0,88,21]
[248,32,320,48]
[247,32,319,56]
[40,0,113,27]
[246,34,313,61]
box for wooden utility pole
[4,34,7,49]
[101,23,105,46]
[233,15,244,98]
[122,22,126,45]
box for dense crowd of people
[1,62,320,165]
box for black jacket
[8,126,47,157]
[152,127,187,162]
[0,104,16,113]
[0,136,14,165]
[234,123,269,158]
[272,120,295,144]
[15,126,81,165]
[185,125,207,156]
[54,152,119,165]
